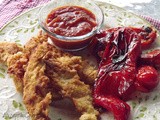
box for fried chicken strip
[42,48,99,120]
[0,42,24,91]
[7,31,48,92]
[23,42,53,120]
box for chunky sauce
[46,6,97,37]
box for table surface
[0,0,159,22]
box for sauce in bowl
[39,0,103,51]
[45,6,100,51]
[46,6,97,37]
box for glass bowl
[38,0,104,51]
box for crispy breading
[24,31,48,56]
[49,50,98,86]
[5,31,97,93]
[42,47,99,120]
[71,50,98,86]
[0,42,23,64]
[0,31,99,120]
[7,31,48,93]
[23,42,52,120]
[78,59,98,86]
[7,52,27,92]
[0,42,24,92]
[0,31,56,97]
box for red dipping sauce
[46,6,98,50]
[47,6,97,37]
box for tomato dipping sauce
[45,6,98,51]
[47,6,97,37]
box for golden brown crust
[7,31,48,93]
[0,42,23,92]
[24,31,48,57]
[78,59,98,86]
[23,42,52,120]
[42,45,99,120]
[7,52,27,92]
[0,31,99,120]
[0,42,23,64]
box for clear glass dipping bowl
[38,0,104,51]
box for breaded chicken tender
[42,47,99,120]
[7,31,48,92]
[0,42,24,91]
[23,42,52,120]
[23,41,99,120]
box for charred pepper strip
[94,95,130,120]
[130,26,157,49]
[94,27,141,120]
[140,49,160,69]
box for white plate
[0,1,160,120]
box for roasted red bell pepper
[94,27,141,120]
[93,26,159,120]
